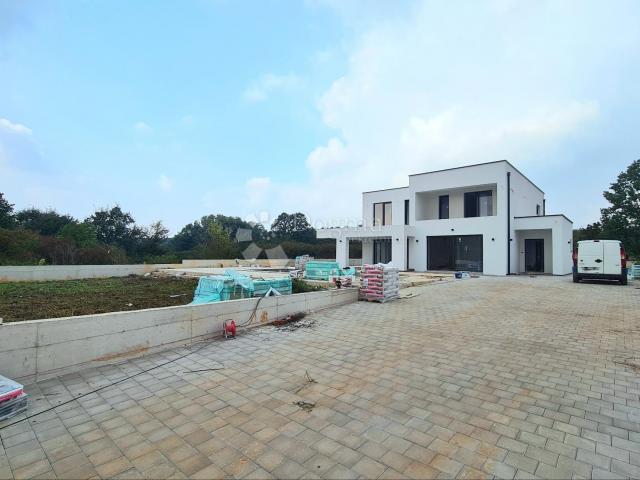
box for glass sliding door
[373,238,392,264]
[464,191,493,217]
[427,235,483,272]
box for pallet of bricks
[359,264,400,302]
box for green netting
[191,269,292,304]
[191,275,253,304]
[305,261,340,280]
[253,277,293,296]
[304,261,354,281]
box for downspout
[543,198,546,216]
[507,171,511,275]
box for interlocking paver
[2,276,640,479]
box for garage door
[427,235,483,272]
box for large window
[464,190,493,218]
[427,235,483,272]
[439,195,449,219]
[373,202,392,226]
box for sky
[1,0,639,234]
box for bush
[292,278,327,294]
[0,228,40,265]
[76,245,129,264]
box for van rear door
[578,241,604,274]
[603,241,622,275]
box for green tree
[271,212,316,242]
[573,222,603,246]
[204,221,237,258]
[0,193,15,229]
[59,222,98,248]
[15,208,75,235]
[600,159,640,256]
[172,221,208,251]
[140,220,169,258]
[88,206,139,248]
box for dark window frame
[427,234,483,272]
[464,190,493,218]
[439,195,449,219]
[404,199,410,225]
[373,201,392,226]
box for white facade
[318,160,573,275]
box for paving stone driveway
[2,276,640,479]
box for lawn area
[0,275,199,322]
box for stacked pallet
[295,255,314,271]
[0,374,27,421]
[359,264,400,302]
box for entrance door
[373,239,392,264]
[524,239,544,272]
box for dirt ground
[0,276,199,322]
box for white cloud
[262,1,613,224]
[0,117,42,171]
[242,73,300,102]
[158,174,174,192]
[0,118,32,135]
[133,121,153,133]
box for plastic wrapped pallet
[0,375,27,421]
[360,264,400,303]
[295,255,314,271]
[304,261,343,281]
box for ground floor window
[427,235,483,272]
[373,238,392,264]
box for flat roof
[362,185,409,194]
[408,160,545,195]
[514,214,573,223]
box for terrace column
[336,237,349,269]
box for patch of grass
[292,278,327,294]
[0,275,199,322]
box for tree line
[0,197,337,265]
[2,159,637,265]
[573,159,640,258]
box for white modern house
[318,160,573,276]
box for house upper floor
[362,160,545,227]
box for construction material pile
[360,264,400,302]
[0,374,28,421]
[304,261,356,281]
[191,269,292,304]
[304,261,343,280]
[295,255,313,271]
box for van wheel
[621,275,628,285]
[573,274,580,283]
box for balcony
[415,184,497,221]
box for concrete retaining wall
[0,258,341,282]
[0,288,357,382]
[0,264,179,282]
[0,259,298,282]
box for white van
[573,240,628,285]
